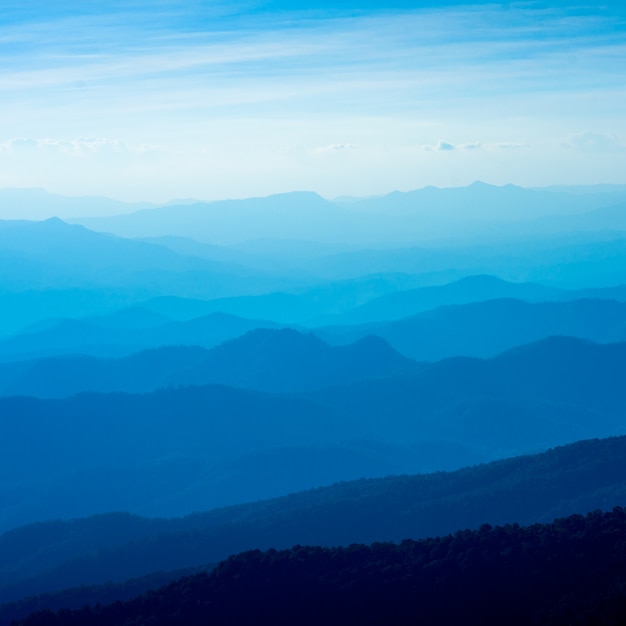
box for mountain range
[1,334,626,531]
[3,183,626,624]
[4,286,626,363]
[17,507,626,625]
[2,434,626,620]
[0,312,286,361]
[72,183,626,245]
[318,297,626,360]
[0,330,417,397]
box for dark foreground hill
[3,435,626,616]
[16,507,626,626]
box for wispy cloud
[422,141,530,152]
[2,4,624,108]
[0,137,158,157]
[313,143,360,155]
[0,1,624,199]
[563,130,626,152]
[435,141,455,151]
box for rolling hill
[318,297,626,360]
[3,435,626,620]
[168,329,419,393]
[1,336,626,533]
[17,508,626,625]
[328,274,566,324]
[0,217,307,335]
[0,329,418,397]
[0,312,286,361]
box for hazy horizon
[3,179,626,221]
[1,0,625,202]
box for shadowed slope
[1,336,626,532]
[13,508,626,625]
[3,435,626,616]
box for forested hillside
[16,508,626,625]
[2,435,626,619]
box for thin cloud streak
[0,2,624,199]
[2,7,623,90]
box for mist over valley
[3,0,626,620]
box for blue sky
[0,1,624,202]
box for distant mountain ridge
[3,308,626,398]
[4,182,626,223]
[318,297,626,360]
[136,275,626,327]
[346,180,626,220]
[0,329,418,397]
[0,311,287,361]
[71,183,626,245]
[0,217,311,330]
[74,191,349,245]
[5,284,626,361]
[169,329,417,393]
[0,188,153,220]
[326,274,565,324]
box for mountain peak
[216,327,325,353]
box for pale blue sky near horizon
[0,0,624,203]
